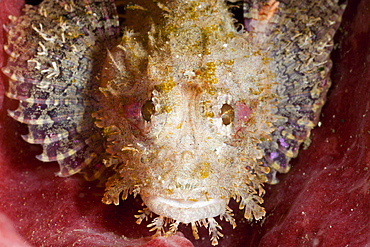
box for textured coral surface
[0,0,369,247]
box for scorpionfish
[2,0,345,245]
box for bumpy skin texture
[247,0,346,180]
[2,0,119,177]
[2,0,346,245]
[98,2,277,240]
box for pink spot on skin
[123,99,142,119]
[234,101,254,134]
[236,101,253,122]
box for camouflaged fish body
[2,0,345,245]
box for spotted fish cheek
[95,36,155,132]
[92,45,158,184]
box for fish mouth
[141,195,228,223]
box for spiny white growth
[147,215,165,236]
[41,61,60,78]
[32,23,56,42]
[135,207,152,225]
[220,206,237,228]
[135,205,240,245]
[36,42,48,56]
[207,217,223,246]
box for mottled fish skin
[2,0,120,177]
[244,0,347,183]
[2,0,345,246]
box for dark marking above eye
[221,104,234,125]
[142,100,155,121]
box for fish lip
[141,195,228,223]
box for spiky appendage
[2,0,120,177]
[135,206,237,246]
[244,0,347,183]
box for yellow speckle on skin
[204,62,219,84]
[205,111,215,118]
[199,162,210,179]
[155,80,176,93]
[205,87,217,95]
[226,59,234,65]
[162,105,173,113]
[284,150,294,158]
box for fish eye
[141,100,155,121]
[220,103,234,125]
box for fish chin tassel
[135,205,238,246]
